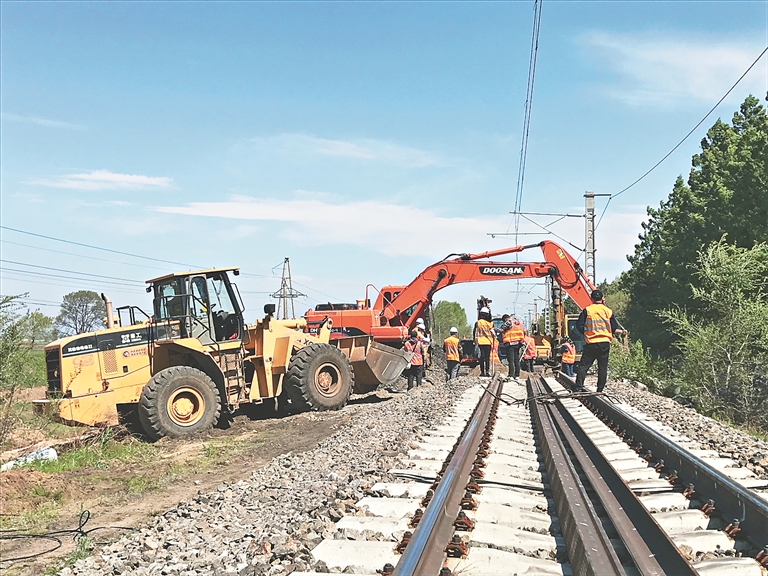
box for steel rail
[528,377,626,576]
[557,372,768,553]
[392,375,502,576]
[536,376,698,576]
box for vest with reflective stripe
[444,336,460,362]
[523,336,537,359]
[405,339,424,365]
[583,304,614,344]
[562,342,576,364]
[475,319,494,346]
[503,321,525,343]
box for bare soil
[0,403,349,574]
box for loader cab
[148,267,245,346]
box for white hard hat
[480,306,489,314]
[450,327,458,333]
[416,318,425,325]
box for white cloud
[29,170,174,191]
[582,32,765,105]
[155,193,647,270]
[243,133,444,168]
[1,113,85,130]
[157,193,503,257]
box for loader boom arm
[381,240,595,328]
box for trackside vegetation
[610,95,768,432]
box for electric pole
[584,190,596,286]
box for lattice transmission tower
[270,258,305,319]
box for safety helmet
[480,306,490,314]
[590,289,604,302]
[416,318,425,326]
[450,327,458,334]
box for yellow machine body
[36,266,409,430]
[36,322,153,426]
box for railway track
[293,373,768,576]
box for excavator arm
[381,240,595,328]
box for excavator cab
[149,268,245,345]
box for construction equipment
[304,240,596,348]
[35,267,409,440]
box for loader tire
[284,343,353,412]
[138,366,221,441]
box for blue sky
[1,1,766,324]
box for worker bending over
[444,327,461,381]
[574,290,624,393]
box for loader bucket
[333,337,411,393]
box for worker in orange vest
[559,337,576,377]
[444,327,461,381]
[500,314,525,380]
[404,329,425,389]
[574,290,624,392]
[522,333,537,373]
[473,307,495,378]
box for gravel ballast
[60,375,473,576]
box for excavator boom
[381,241,594,329]
[304,240,595,346]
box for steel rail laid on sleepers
[556,371,768,555]
[533,376,698,576]
[392,375,502,576]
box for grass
[43,536,94,576]
[0,500,62,532]
[23,429,158,474]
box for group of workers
[406,288,622,393]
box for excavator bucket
[332,336,411,393]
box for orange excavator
[304,240,596,347]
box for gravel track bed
[60,376,473,576]
[610,380,768,478]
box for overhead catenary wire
[511,0,543,243]
[595,45,768,231]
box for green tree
[431,301,471,343]
[19,310,57,346]
[0,296,44,447]
[623,95,768,354]
[659,240,768,429]
[55,290,106,336]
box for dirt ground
[0,395,351,575]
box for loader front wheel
[138,366,221,441]
[284,344,353,411]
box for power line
[0,225,201,268]
[511,0,543,242]
[0,239,171,272]
[595,44,768,231]
[0,225,343,303]
[0,260,144,284]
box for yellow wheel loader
[35,267,410,440]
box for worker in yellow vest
[559,338,576,377]
[500,314,525,380]
[444,327,461,381]
[473,307,495,378]
[574,290,624,392]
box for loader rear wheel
[284,343,353,411]
[138,366,221,441]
